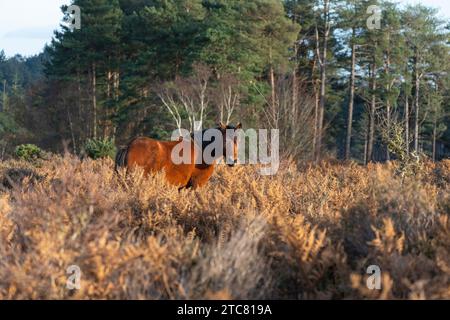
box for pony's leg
[189,167,214,189]
[178,179,193,191]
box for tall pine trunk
[432,106,437,161]
[312,42,319,160]
[112,71,120,137]
[316,0,330,162]
[313,86,320,159]
[364,125,369,165]
[92,62,97,139]
[345,33,356,161]
[292,43,298,138]
[413,55,420,153]
[2,80,6,112]
[405,95,410,153]
[269,46,276,127]
[367,59,377,164]
[404,62,410,154]
[386,100,391,160]
[291,70,298,136]
[76,67,85,145]
[66,106,77,154]
[105,70,113,138]
[384,47,391,161]
[270,65,276,124]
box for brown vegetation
[0,156,449,299]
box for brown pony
[115,123,242,189]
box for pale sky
[0,0,69,57]
[0,0,449,58]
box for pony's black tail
[115,147,129,173]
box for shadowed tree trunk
[92,62,97,139]
[413,54,421,153]
[2,80,7,112]
[269,46,276,123]
[404,62,410,154]
[367,59,377,164]
[384,46,392,161]
[292,42,299,138]
[432,108,437,161]
[345,31,356,161]
[315,0,330,162]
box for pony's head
[218,122,242,167]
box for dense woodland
[1,0,450,163]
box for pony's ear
[236,122,242,129]
[218,122,227,130]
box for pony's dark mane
[190,126,238,155]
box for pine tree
[402,4,446,153]
[47,0,123,144]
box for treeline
[0,51,47,157]
[0,0,449,163]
